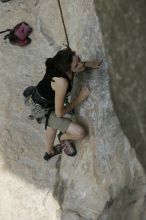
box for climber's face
[71,55,85,73]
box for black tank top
[37,73,73,106]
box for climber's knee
[66,122,86,140]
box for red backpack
[0,22,33,46]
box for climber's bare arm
[53,77,89,117]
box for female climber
[35,47,102,160]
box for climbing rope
[57,0,70,47]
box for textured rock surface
[0,1,146,220]
[0,1,61,220]
[94,0,146,173]
[53,1,146,219]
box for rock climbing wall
[94,0,146,173]
[0,0,146,220]
[54,1,146,220]
[0,1,62,220]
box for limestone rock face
[0,1,146,220]
[94,0,146,172]
[0,1,61,220]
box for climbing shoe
[43,144,62,161]
[58,132,77,156]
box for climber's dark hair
[45,47,75,81]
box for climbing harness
[23,86,54,129]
